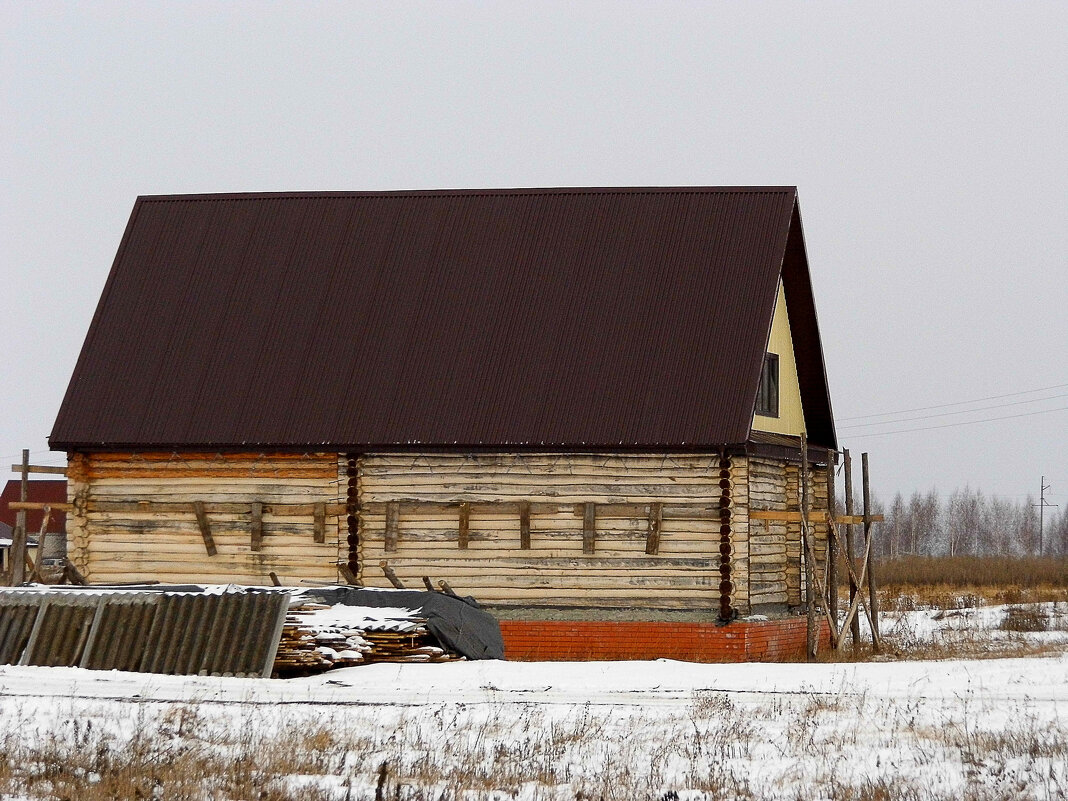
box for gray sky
[3,2,1066,506]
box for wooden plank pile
[273,602,463,677]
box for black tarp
[300,587,505,661]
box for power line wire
[837,382,1068,422]
[845,405,1068,439]
[839,392,1068,430]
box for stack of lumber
[273,602,463,676]
[274,603,372,676]
[360,620,461,664]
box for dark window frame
[756,352,779,418]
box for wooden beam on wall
[458,502,470,549]
[645,502,663,555]
[582,502,596,554]
[192,501,218,556]
[384,501,399,553]
[250,501,263,552]
[748,509,882,524]
[313,502,326,544]
[379,561,405,589]
[519,501,531,550]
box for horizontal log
[749,509,881,525]
[360,500,724,517]
[88,451,334,462]
[749,569,788,581]
[358,512,723,529]
[89,480,334,496]
[88,556,341,572]
[85,570,337,587]
[360,543,717,559]
[10,464,68,475]
[480,599,718,612]
[362,555,716,571]
[362,500,571,516]
[6,501,72,511]
[748,543,788,557]
[87,500,345,516]
[371,574,716,590]
[356,581,714,601]
[362,454,721,469]
[86,514,340,533]
[749,509,826,523]
[89,468,337,480]
[362,469,727,483]
[361,488,724,505]
[748,536,787,549]
[87,539,341,555]
[357,528,720,541]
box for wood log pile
[273,602,463,677]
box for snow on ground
[0,650,1065,707]
[1,604,1066,800]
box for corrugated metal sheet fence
[0,588,289,677]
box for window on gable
[756,353,779,418]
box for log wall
[67,452,342,585]
[744,456,828,610]
[64,449,829,617]
[356,453,736,611]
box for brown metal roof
[50,188,836,451]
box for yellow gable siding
[752,281,806,437]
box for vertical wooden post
[10,449,29,585]
[844,449,859,649]
[645,502,663,555]
[29,508,51,583]
[250,502,263,552]
[458,502,470,549]
[826,452,839,626]
[313,502,326,544]
[519,501,531,550]
[384,502,399,553]
[863,452,881,652]
[192,501,218,556]
[801,434,816,660]
[582,503,596,554]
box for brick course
[499,617,830,662]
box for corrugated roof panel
[50,187,834,450]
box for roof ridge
[137,187,798,203]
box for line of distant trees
[849,487,1067,558]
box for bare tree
[877,485,1060,559]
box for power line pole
[1033,477,1058,557]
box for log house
[50,188,838,657]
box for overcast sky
[3,2,1065,507]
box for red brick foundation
[499,617,831,662]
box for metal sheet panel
[49,188,835,451]
[0,588,290,678]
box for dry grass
[1,685,1064,801]
[872,556,1068,606]
[821,556,1068,663]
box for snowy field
[1,604,1066,800]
